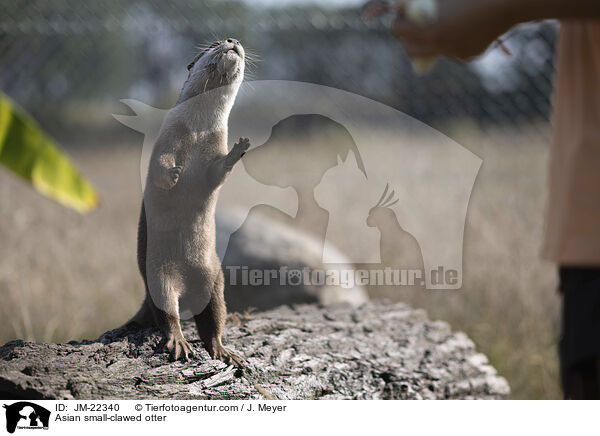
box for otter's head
[177,38,245,104]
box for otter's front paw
[210,345,245,368]
[159,334,193,361]
[226,137,251,167]
[168,166,183,186]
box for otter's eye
[187,50,205,71]
[187,40,221,70]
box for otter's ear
[187,62,195,71]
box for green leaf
[0,92,98,213]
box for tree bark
[0,302,509,400]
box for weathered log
[0,302,509,400]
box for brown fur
[127,39,247,366]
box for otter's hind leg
[194,271,244,367]
[152,305,193,362]
[147,268,193,361]
[138,202,192,361]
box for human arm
[392,0,600,60]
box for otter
[128,38,249,366]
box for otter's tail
[123,202,156,328]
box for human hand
[391,0,517,60]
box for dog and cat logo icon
[2,402,50,433]
[117,81,482,291]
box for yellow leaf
[0,92,98,213]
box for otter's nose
[226,38,240,45]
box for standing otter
[129,38,248,366]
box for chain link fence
[0,1,563,399]
[0,1,557,137]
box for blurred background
[0,0,559,398]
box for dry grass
[383,125,561,400]
[0,143,144,343]
[0,125,560,399]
